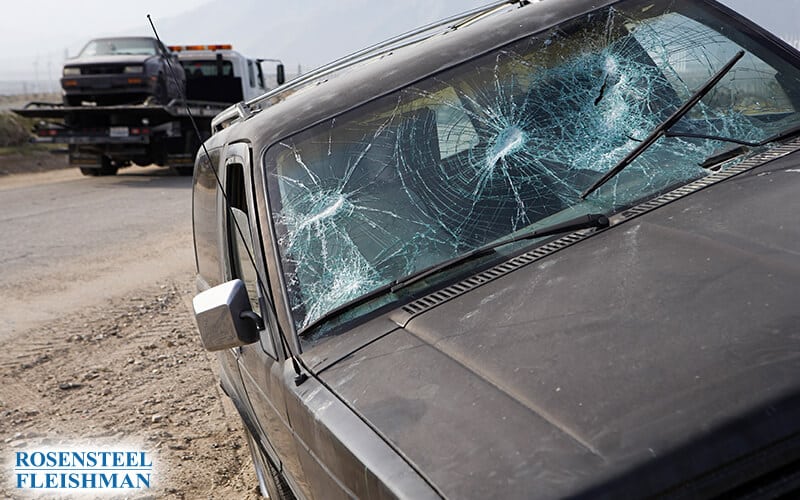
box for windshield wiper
[299,213,609,336]
[665,130,761,147]
[694,122,800,169]
[390,213,610,292]
[581,50,745,199]
[699,145,750,169]
[761,122,800,145]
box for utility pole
[33,57,40,95]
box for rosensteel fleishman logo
[14,450,153,490]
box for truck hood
[316,152,800,498]
[64,54,151,67]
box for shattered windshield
[79,38,159,57]
[265,0,800,335]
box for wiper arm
[699,145,749,169]
[298,213,609,336]
[390,213,609,293]
[581,50,745,199]
[757,122,800,146]
[695,122,800,169]
[664,130,761,147]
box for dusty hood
[64,54,151,67]
[316,152,800,498]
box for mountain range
[149,0,490,72]
[2,0,796,91]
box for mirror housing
[276,64,286,85]
[193,279,260,351]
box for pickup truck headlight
[63,67,81,76]
[123,65,144,74]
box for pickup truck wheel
[244,426,295,500]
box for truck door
[221,143,309,496]
[245,59,259,100]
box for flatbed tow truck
[14,44,284,176]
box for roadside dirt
[0,164,262,498]
[0,150,72,177]
[0,92,69,176]
[0,278,260,499]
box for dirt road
[0,165,260,498]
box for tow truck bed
[13,100,225,122]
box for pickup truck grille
[79,65,126,75]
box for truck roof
[170,45,242,57]
[211,0,607,137]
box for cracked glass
[264,0,800,336]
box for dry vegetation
[0,112,31,148]
[0,94,70,176]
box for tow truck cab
[172,44,285,103]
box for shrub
[0,112,32,147]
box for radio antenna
[146,14,309,385]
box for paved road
[0,166,195,338]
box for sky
[0,0,201,81]
[0,0,797,89]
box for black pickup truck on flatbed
[14,43,283,176]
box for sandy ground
[0,164,262,498]
[0,278,261,499]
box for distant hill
[3,0,794,93]
[151,0,490,72]
[144,0,799,73]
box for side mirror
[193,279,260,351]
[276,64,286,85]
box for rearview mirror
[276,64,286,85]
[193,279,260,351]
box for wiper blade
[298,213,610,336]
[665,130,761,147]
[581,50,745,199]
[695,122,800,169]
[758,122,800,145]
[390,213,610,293]
[699,145,749,169]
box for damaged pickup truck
[192,0,800,498]
[61,36,184,106]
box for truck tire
[79,166,118,176]
[79,167,100,176]
[244,426,295,500]
[79,157,118,176]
